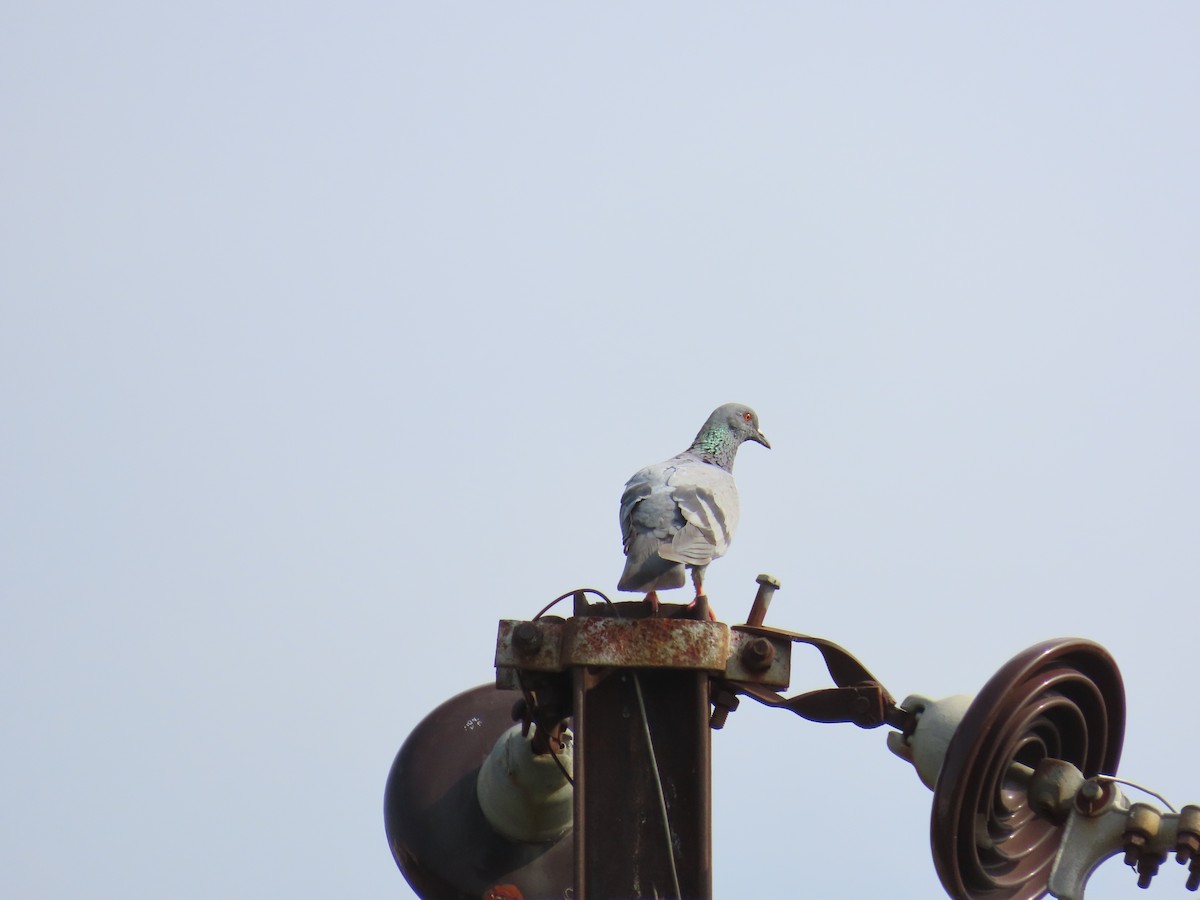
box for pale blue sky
[3,4,1198,898]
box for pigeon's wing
[660,461,739,567]
[619,463,677,548]
[618,460,689,591]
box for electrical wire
[630,669,683,900]
[514,669,574,787]
[1094,775,1177,813]
[532,587,614,620]
[549,738,574,787]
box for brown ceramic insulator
[931,638,1125,900]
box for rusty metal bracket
[495,615,734,691]
[717,625,903,730]
[493,579,904,733]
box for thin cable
[629,670,682,900]
[603,592,682,898]
[549,734,574,787]
[514,669,574,786]
[532,587,614,620]
[1094,775,1177,812]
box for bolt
[512,622,543,655]
[1076,779,1108,816]
[1179,833,1200,866]
[746,574,781,627]
[1124,803,1163,867]
[1136,852,1166,889]
[1132,854,1161,892]
[1178,806,1200,864]
[1124,832,1146,867]
[1187,856,1200,892]
[741,637,776,672]
[709,689,740,730]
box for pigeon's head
[719,403,771,450]
[695,403,770,458]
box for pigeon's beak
[752,430,771,449]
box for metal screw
[1177,805,1200,864]
[1136,852,1167,889]
[746,573,781,627]
[513,622,543,655]
[1124,832,1146,867]
[709,688,740,730]
[741,637,776,672]
[1179,833,1200,866]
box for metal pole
[572,603,713,900]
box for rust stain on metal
[564,617,729,671]
[494,619,564,672]
[723,629,790,686]
[482,885,524,900]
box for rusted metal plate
[723,627,791,686]
[564,616,730,672]
[495,619,565,672]
[496,616,732,676]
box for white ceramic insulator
[476,724,574,843]
[886,693,974,791]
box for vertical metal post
[572,606,713,900]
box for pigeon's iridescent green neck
[690,423,740,471]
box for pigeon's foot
[687,594,716,621]
[643,591,661,617]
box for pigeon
[618,403,770,609]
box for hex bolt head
[512,622,543,655]
[741,637,776,672]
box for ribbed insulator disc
[931,639,1124,900]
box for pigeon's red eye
[743,412,752,423]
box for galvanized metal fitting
[1026,758,1086,825]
